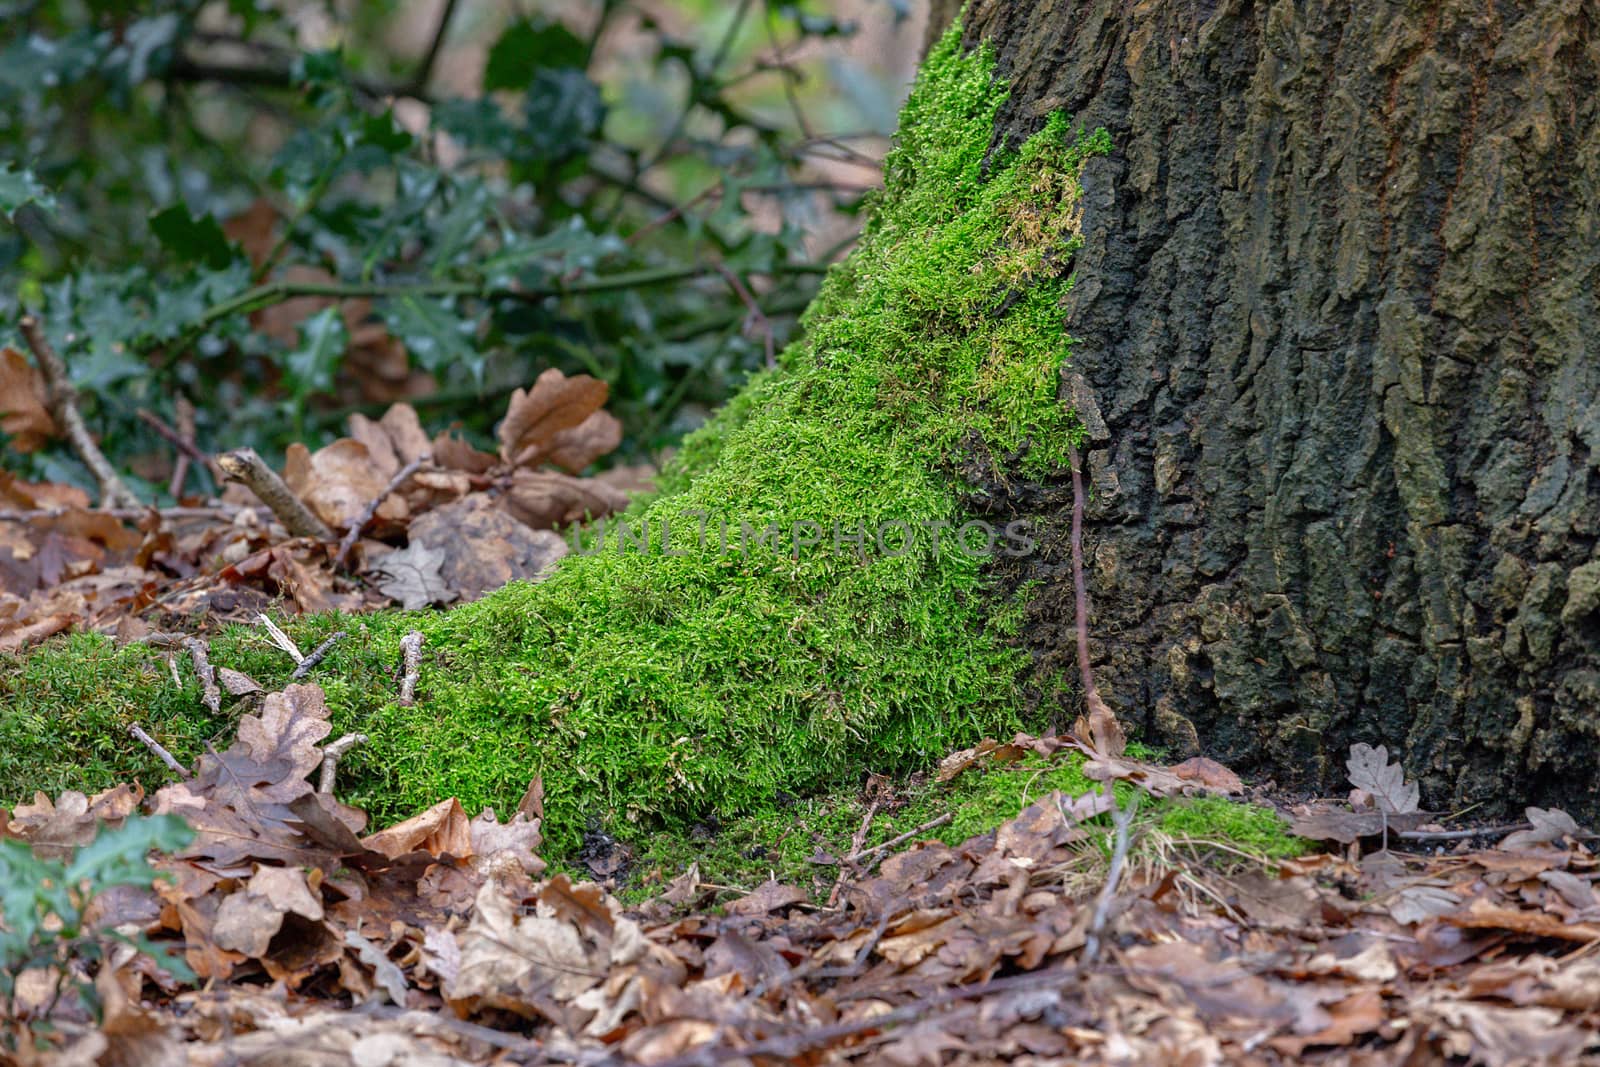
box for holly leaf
[484,18,587,92]
[0,163,56,221]
[379,294,479,378]
[149,205,237,270]
[284,306,348,401]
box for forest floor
[5,381,1600,1064]
[4,657,1600,1065]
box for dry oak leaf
[498,368,609,467]
[501,468,628,531]
[1502,807,1582,850]
[431,430,497,474]
[371,539,454,610]
[349,402,432,474]
[404,495,567,602]
[545,410,623,474]
[236,684,334,791]
[212,865,326,958]
[445,879,606,1014]
[0,345,56,452]
[6,784,143,859]
[1170,756,1245,794]
[284,438,405,529]
[362,797,473,860]
[0,470,88,509]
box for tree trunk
[963,0,1600,815]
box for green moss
[2,27,1113,854]
[620,754,1307,904]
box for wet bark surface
[962,0,1600,815]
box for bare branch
[398,630,425,707]
[217,447,334,540]
[291,631,347,681]
[18,315,141,509]
[333,454,428,570]
[129,724,191,780]
[319,732,369,794]
[1083,783,1140,966]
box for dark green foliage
[0,0,883,483]
[0,814,194,1043]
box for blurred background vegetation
[0,0,926,500]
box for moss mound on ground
[1,29,1111,854]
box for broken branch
[398,630,424,707]
[333,453,429,570]
[184,637,222,715]
[18,314,142,510]
[319,732,369,793]
[855,812,953,868]
[1083,783,1140,965]
[128,723,191,780]
[217,447,334,540]
[290,631,347,681]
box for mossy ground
[3,30,1139,857]
[613,750,1306,905]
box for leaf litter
[4,673,1599,1065]
[0,369,642,648]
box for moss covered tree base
[2,30,1111,853]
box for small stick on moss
[1083,782,1139,966]
[216,447,334,540]
[827,800,880,907]
[18,315,141,510]
[319,732,369,794]
[129,724,190,780]
[184,637,222,714]
[256,612,305,663]
[398,630,424,706]
[854,812,952,868]
[290,631,346,681]
[333,454,429,571]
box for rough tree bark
[957,0,1600,815]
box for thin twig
[290,631,346,681]
[334,455,428,569]
[650,965,1081,1067]
[407,0,460,95]
[1066,439,1106,715]
[1083,783,1140,965]
[1396,822,1533,842]
[18,315,141,509]
[0,506,245,522]
[398,630,424,707]
[319,732,369,794]
[217,448,334,540]
[854,812,953,868]
[827,800,881,907]
[170,398,196,497]
[714,264,776,369]
[129,724,191,780]
[184,637,222,715]
[137,405,222,484]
